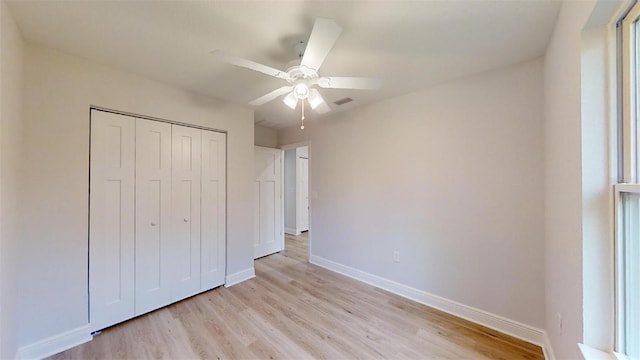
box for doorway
[282,143,310,261]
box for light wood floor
[51,232,543,359]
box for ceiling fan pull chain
[301,101,305,130]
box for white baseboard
[16,324,92,360]
[309,254,552,356]
[285,228,301,235]
[224,267,255,287]
[544,333,557,360]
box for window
[618,191,640,356]
[616,2,640,357]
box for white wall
[581,20,618,352]
[17,44,254,349]
[543,2,596,358]
[279,124,310,147]
[254,124,277,148]
[284,149,297,233]
[0,1,24,357]
[279,59,545,328]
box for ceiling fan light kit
[212,17,381,130]
[293,83,310,99]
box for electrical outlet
[393,251,400,263]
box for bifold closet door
[91,110,227,331]
[134,118,172,315]
[201,130,226,289]
[171,125,202,300]
[89,110,135,332]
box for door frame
[280,141,312,260]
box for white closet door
[89,110,135,331]
[201,130,226,290]
[254,146,283,259]
[135,118,172,315]
[171,124,202,300]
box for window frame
[621,3,640,183]
[616,1,640,354]
[614,183,640,352]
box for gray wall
[254,124,278,148]
[0,2,24,357]
[278,58,545,328]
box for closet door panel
[89,110,135,331]
[135,118,172,315]
[201,130,226,290]
[171,125,202,300]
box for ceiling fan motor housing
[286,62,319,100]
[286,63,318,81]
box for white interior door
[297,157,309,232]
[171,124,202,300]
[254,146,283,259]
[134,118,172,315]
[89,110,135,331]
[201,130,226,290]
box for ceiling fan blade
[317,76,381,90]
[249,86,293,106]
[212,50,290,81]
[300,18,342,72]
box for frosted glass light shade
[283,92,297,109]
[308,88,324,109]
[294,83,309,99]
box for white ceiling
[7,0,561,129]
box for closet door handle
[183,218,189,222]
[150,221,157,226]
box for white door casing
[89,110,136,331]
[254,146,283,259]
[171,125,202,301]
[134,118,173,316]
[201,130,226,290]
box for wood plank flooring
[51,232,543,359]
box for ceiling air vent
[333,97,353,106]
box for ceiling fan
[212,18,381,129]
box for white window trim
[622,2,640,182]
[617,1,640,355]
[579,0,638,358]
[580,343,632,360]
[613,183,640,352]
